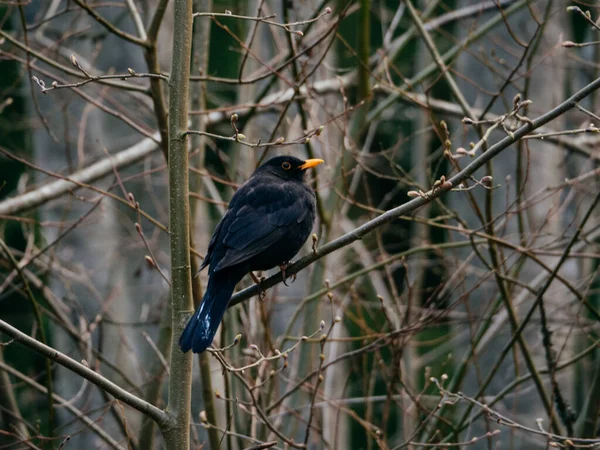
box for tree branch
[229,75,600,308]
[161,0,194,447]
[0,320,168,427]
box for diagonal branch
[0,320,169,427]
[70,0,149,47]
[228,75,600,308]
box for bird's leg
[278,262,296,286]
[258,276,267,300]
[250,272,267,301]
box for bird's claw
[258,286,267,301]
[251,272,267,302]
[279,262,296,286]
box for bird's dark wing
[198,209,230,272]
[213,181,311,272]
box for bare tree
[1,1,600,449]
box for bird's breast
[250,189,315,270]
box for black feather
[179,156,322,353]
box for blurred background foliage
[1,0,600,449]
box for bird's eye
[281,161,292,170]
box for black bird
[179,155,324,353]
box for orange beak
[298,158,324,170]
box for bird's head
[259,156,324,181]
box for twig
[70,0,149,47]
[303,319,337,446]
[124,0,147,41]
[31,71,166,94]
[430,377,600,448]
[211,326,322,373]
[135,222,171,286]
[567,6,600,33]
[141,331,170,376]
[192,8,332,36]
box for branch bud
[513,93,521,108]
[480,175,493,186]
[199,410,208,423]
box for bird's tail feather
[178,275,237,353]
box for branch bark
[161,0,194,447]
